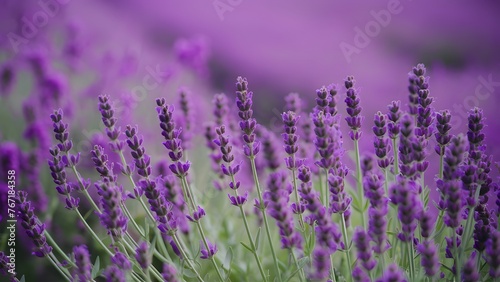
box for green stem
[291,250,306,282]
[231,176,268,282]
[383,168,389,196]
[47,253,72,281]
[180,176,224,282]
[171,235,204,282]
[292,168,305,230]
[392,138,399,175]
[438,151,444,179]
[75,208,114,256]
[408,239,415,280]
[341,213,352,281]
[68,164,101,214]
[250,157,282,282]
[45,231,75,267]
[453,229,461,282]
[354,139,365,228]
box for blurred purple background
[1,0,500,209]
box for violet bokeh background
[1,0,499,211]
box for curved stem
[45,231,75,267]
[47,253,72,281]
[392,138,399,175]
[354,139,365,228]
[75,208,114,256]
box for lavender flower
[135,241,151,270]
[434,110,452,156]
[0,252,16,280]
[312,111,335,170]
[285,92,303,114]
[111,252,132,270]
[200,241,218,259]
[96,180,128,243]
[390,177,421,242]
[260,127,282,171]
[156,98,191,178]
[162,263,179,282]
[72,245,92,282]
[309,247,331,280]
[485,230,500,278]
[213,93,229,127]
[413,64,434,139]
[352,266,370,282]
[282,111,302,170]
[462,252,480,282]
[364,172,385,208]
[419,210,435,239]
[398,114,416,178]
[417,240,439,278]
[103,265,126,282]
[373,112,391,169]
[235,76,260,157]
[264,171,302,249]
[98,95,125,152]
[91,145,116,183]
[15,191,52,257]
[368,203,388,254]
[387,101,402,139]
[377,264,407,282]
[178,88,193,149]
[408,70,420,117]
[473,204,492,252]
[138,179,178,236]
[353,228,376,272]
[328,169,351,224]
[125,125,152,180]
[344,76,363,140]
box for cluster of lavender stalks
[2,63,500,282]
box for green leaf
[183,269,198,278]
[223,247,233,271]
[20,276,25,282]
[91,256,100,279]
[240,241,253,253]
[283,257,309,282]
[254,227,261,251]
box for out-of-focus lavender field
[1,0,500,281]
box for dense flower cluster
[1,64,500,282]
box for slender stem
[438,151,444,179]
[47,253,72,281]
[121,202,145,237]
[392,138,399,175]
[250,157,282,281]
[341,213,352,281]
[319,172,325,207]
[45,231,75,267]
[230,175,268,282]
[324,169,329,211]
[453,229,461,282]
[421,172,427,208]
[69,164,101,214]
[408,239,415,280]
[383,168,389,196]
[354,139,365,228]
[291,250,306,282]
[75,208,114,256]
[171,235,204,282]
[291,168,305,230]
[180,176,224,282]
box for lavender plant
[2,63,500,282]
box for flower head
[72,245,92,282]
[344,76,363,140]
[135,241,151,270]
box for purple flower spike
[0,63,15,97]
[328,170,352,217]
[486,230,500,278]
[353,228,376,272]
[111,252,132,270]
[282,111,301,169]
[260,127,282,171]
[15,191,52,257]
[285,92,304,114]
[387,101,402,139]
[125,125,152,180]
[312,111,336,170]
[390,177,421,242]
[186,206,206,222]
[264,171,302,249]
[104,265,126,282]
[417,240,439,278]
[72,245,92,282]
[135,241,151,270]
[200,241,218,259]
[98,95,125,151]
[178,88,193,149]
[213,93,229,126]
[377,264,407,282]
[434,110,452,156]
[162,263,179,282]
[462,252,480,282]
[364,172,385,208]
[419,210,435,239]
[96,180,128,242]
[309,247,331,280]
[235,76,260,157]
[373,112,392,169]
[410,64,434,139]
[315,84,338,115]
[353,266,370,282]
[398,114,416,178]
[368,203,388,254]
[344,76,363,140]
